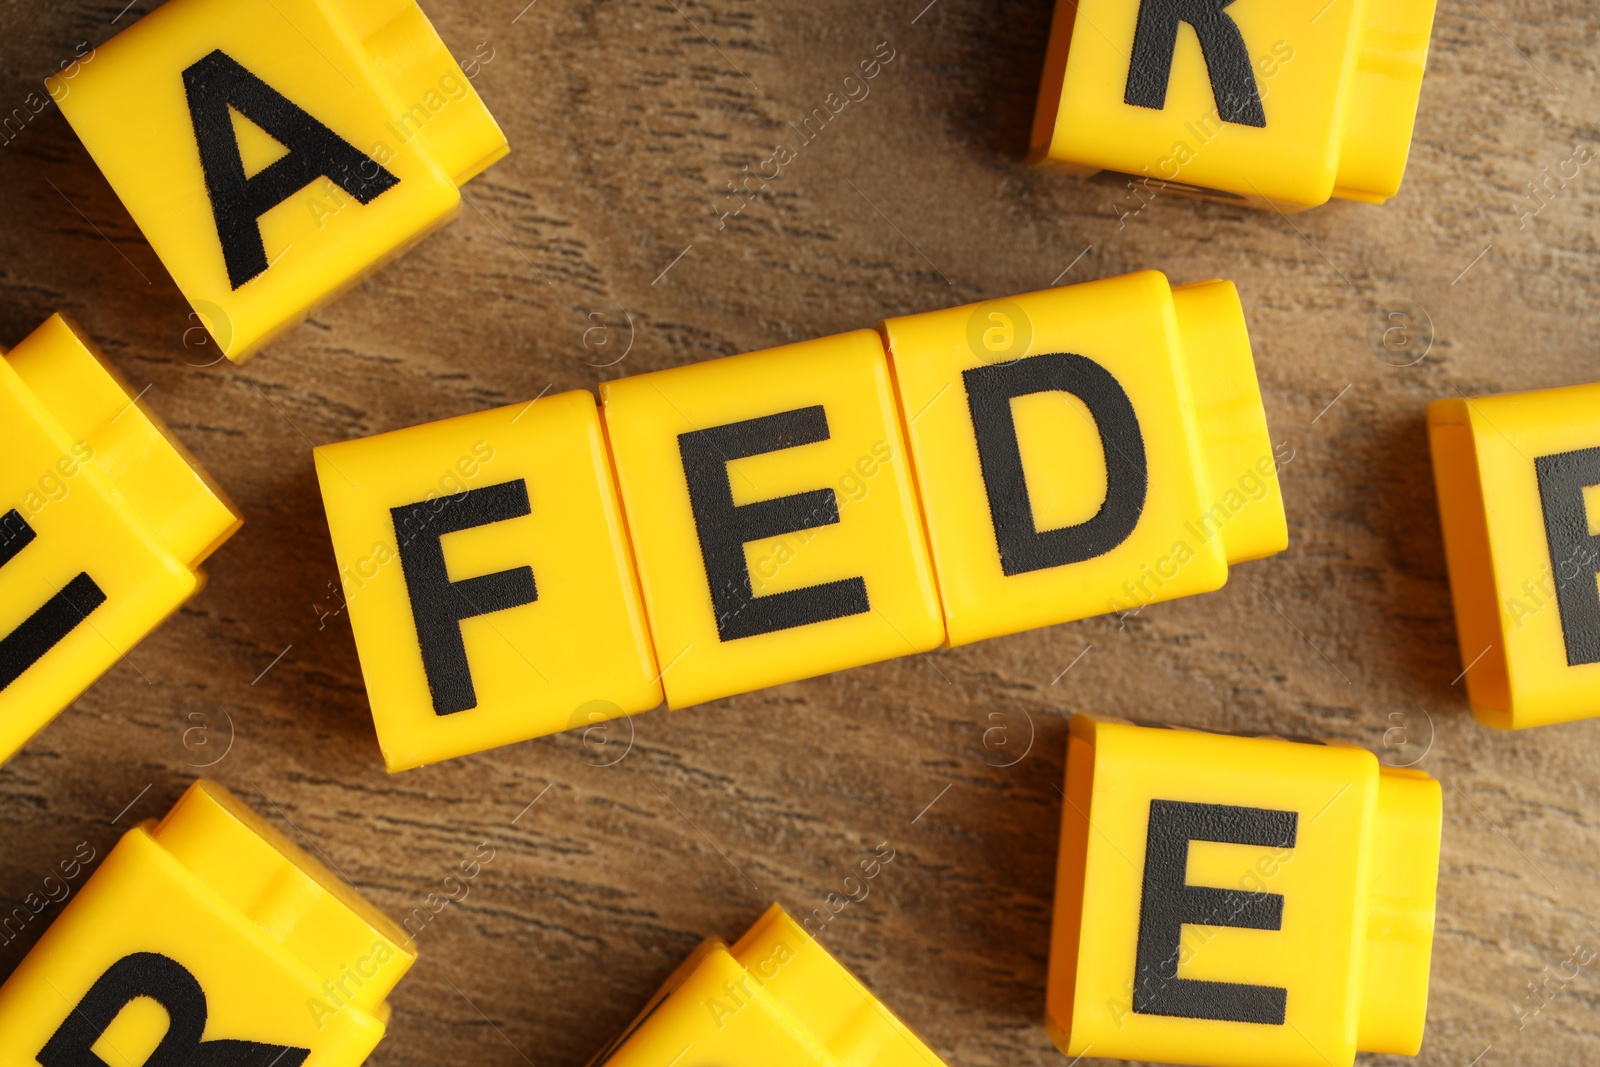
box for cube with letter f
[1046,716,1442,1067]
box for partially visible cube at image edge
[0,314,240,767]
[1047,716,1441,1067]
[49,0,508,362]
[315,390,662,772]
[1429,383,1600,729]
[1029,0,1439,209]
[0,779,415,1063]
[590,903,949,1067]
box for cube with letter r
[1430,382,1600,729]
[1028,0,1440,209]
[1046,716,1441,1067]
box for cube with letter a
[0,780,416,1066]
[882,271,1286,647]
[49,0,507,361]
[1046,716,1441,1067]
[1029,0,1439,209]
[591,904,948,1067]
[1429,382,1600,728]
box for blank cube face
[883,272,1234,647]
[1030,0,1437,208]
[53,0,506,361]
[315,391,661,772]
[1430,385,1600,729]
[1048,718,1432,1067]
[600,330,943,709]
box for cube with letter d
[315,391,661,771]
[600,331,944,708]
[1047,716,1441,1067]
[882,271,1286,647]
[1430,383,1600,728]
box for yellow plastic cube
[0,780,415,1065]
[314,390,662,772]
[0,314,239,766]
[591,904,948,1067]
[1029,0,1438,208]
[600,331,944,708]
[1047,716,1441,1067]
[1428,384,1600,729]
[49,0,508,362]
[882,271,1285,647]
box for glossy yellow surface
[0,315,238,766]
[593,904,948,1067]
[0,780,416,1064]
[601,330,943,709]
[1429,385,1600,728]
[1046,716,1441,1067]
[315,390,661,772]
[1029,0,1437,208]
[882,272,1285,647]
[49,0,507,362]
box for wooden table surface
[2,0,1598,1064]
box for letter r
[1125,0,1266,127]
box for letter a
[183,50,400,289]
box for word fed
[1046,716,1441,1067]
[0,315,239,768]
[0,780,416,1064]
[1029,0,1440,209]
[590,904,948,1067]
[49,0,508,362]
[316,270,1288,771]
[1430,382,1600,729]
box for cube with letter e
[1046,716,1441,1067]
[1429,382,1600,728]
[601,330,943,708]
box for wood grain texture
[1,0,1598,1064]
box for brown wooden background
[2,0,1599,1063]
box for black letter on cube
[679,406,869,640]
[1125,0,1266,128]
[39,951,310,1067]
[392,481,538,716]
[1134,799,1298,1024]
[963,353,1147,576]
[0,509,106,691]
[183,50,400,289]
[1535,445,1600,665]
